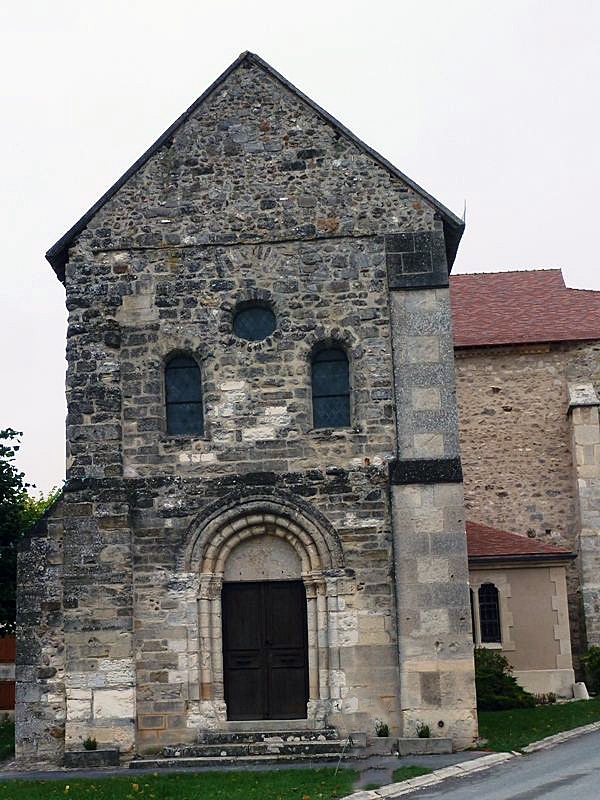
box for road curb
[343,718,600,799]
[522,719,600,753]
[341,752,515,799]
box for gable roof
[450,269,600,347]
[466,520,575,564]
[46,51,465,283]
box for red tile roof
[466,521,574,561]
[450,269,600,347]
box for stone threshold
[129,752,353,769]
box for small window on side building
[478,583,501,644]
[165,355,204,436]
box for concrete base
[513,668,575,698]
[64,749,120,768]
[364,736,397,756]
[397,737,453,756]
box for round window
[232,305,276,341]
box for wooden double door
[222,581,309,720]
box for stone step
[163,739,348,759]
[130,752,354,770]
[182,727,341,746]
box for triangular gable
[46,51,464,282]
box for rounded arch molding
[181,490,345,575]
[181,490,347,723]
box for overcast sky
[1,0,599,494]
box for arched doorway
[222,535,308,720]
[182,496,346,727]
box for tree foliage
[0,429,60,630]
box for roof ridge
[451,268,563,278]
[46,51,464,282]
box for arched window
[311,348,350,429]
[478,583,501,644]
[165,355,204,436]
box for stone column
[386,227,477,749]
[62,490,136,756]
[16,502,66,765]
[568,383,600,646]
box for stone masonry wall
[62,58,444,485]
[16,500,65,764]
[455,340,600,659]
[23,56,470,761]
[128,467,397,751]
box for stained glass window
[165,355,204,436]
[233,306,276,341]
[311,348,350,428]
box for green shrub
[582,646,600,694]
[415,722,430,738]
[83,736,97,751]
[374,720,389,737]
[474,647,536,711]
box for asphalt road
[411,729,600,800]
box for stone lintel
[568,383,600,411]
[389,457,463,485]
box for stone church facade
[16,53,477,764]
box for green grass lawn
[0,767,357,800]
[391,765,433,783]
[478,696,600,752]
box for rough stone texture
[569,389,600,646]
[390,288,460,461]
[64,749,120,768]
[455,341,600,660]
[17,56,476,764]
[15,499,66,764]
[389,286,476,748]
[392,482,477,749]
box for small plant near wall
[374,720,389,737]
[415,722,430,738]
[582,646,600,694]
[535,692,557,705]
[83,737,97,751]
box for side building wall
[469,564,574,696]
[455,340,600,660]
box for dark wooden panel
[265,582,308,719]
[222,583,264,720]
[222,581,308,720]
[0,681,15,710]
[0,637,15,663]
[222,583,263,651]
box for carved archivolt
[181,494,345,718]
[182,495,345,576]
